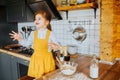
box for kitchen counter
[36,54,120,80]
[1,47,120,80]
[0,48,31,61]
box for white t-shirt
[19,28,58,48]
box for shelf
[57,2,98,11]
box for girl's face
[34,14,49,30]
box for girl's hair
[35,10,52,31]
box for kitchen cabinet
[0,23,18,47]
[11,56,29,80]
[16,57,29,78]
[0,52,29,80]
[10,55,18,80]
[0,0,6,6]
[6,0,34,22]
[0,52,12,80]
[0,5,18,47]
[6,0,23,4]
[11,56,29,79]
[0,6,6,22]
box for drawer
[16,57,30,66]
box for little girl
[9,10,59,79]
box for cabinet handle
[24,60,29,63]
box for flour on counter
[48,72,93,80]
[61,69,74,75]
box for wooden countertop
[2,47,120,80]
[0,48,31,61]
[37,54,120,80]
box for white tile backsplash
[18,22,35,31]
[18,8,100,56]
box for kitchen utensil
[21,26,33,39]
[19,47,34,55]
[72,26,87,43]
[56,56,63,65]
[67,45,77,54]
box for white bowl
[60,62,78,75]
[67,45,77,54]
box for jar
[61,0,68,6]
[90,55,99,78]
[69,0,77,6]
[77,0,85,4]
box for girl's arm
[49,32,59,51]
[9,31,34,48]
[19,31,34,47]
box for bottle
[63,46,70,62]
[90,55,99,78]
[59,46,64,62]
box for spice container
[77,0,85,4]
[61,0,70,6]
[69,0,77,5]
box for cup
[64,55,70,61]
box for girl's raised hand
[9,31,22,41]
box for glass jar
[69,0,77,6]
[61,0,69,6]
[90,55,99,78]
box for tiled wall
[18,9,100,56]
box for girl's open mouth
[35,22,39,25]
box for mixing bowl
[60,62,78,76]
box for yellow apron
[28,30,55,79]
